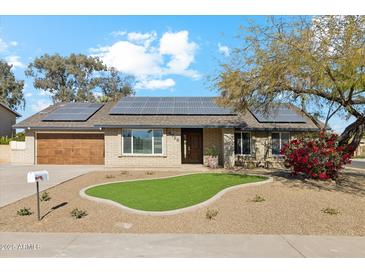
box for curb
[79,172,273,216]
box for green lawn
[85,173,266,211]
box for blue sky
[0,16,349,132]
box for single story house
[0,101,21,137]
[14,97,320,168]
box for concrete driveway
[0,164,103,207]
[350,159,365,170]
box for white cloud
[93,91,103,98]
[218,43,230,57]
[0,38,18,52]
[95,41,162,77]
[31,100,51,112]
[92,30,199,90]
[127,31,157,48]
[136,78,175,90]
[6,55,25,69]
[111,30,127,37]
[0,39,7,51]
[25,92,33,98]
[159,31,199,78]
[39,89,52,96]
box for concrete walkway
[0,164,103,207]
[1,232,364,258]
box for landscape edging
[79,172,273,216]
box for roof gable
[14,97,320,131]
[0,102,21,117]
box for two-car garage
[36,133,105,165]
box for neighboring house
[354,138,365,157]
[0,102,21,137]
[14,97,320,167]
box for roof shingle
[14,97,320,131]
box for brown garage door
[37,133,104,165]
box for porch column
[222,128,235,168]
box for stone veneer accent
[222,128,235,168]
[23,130,35,164]
[203,128,223,166]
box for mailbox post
[27,171,49,221]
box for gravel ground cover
[0,169,364,235]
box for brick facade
[104,128,182,167]
[22,128,309,167]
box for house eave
[13,125,102,131]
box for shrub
[205,208,219,220]
[0,136,11,145]
[40,191,51,202]
[0,132,26,144]
[17,207,32,216]
[145,171,154,175]
[70,208,88,219]
[281,131,353,180]
[205,146,219,157]
[120,170,129,175]
[12,132,25,142]
[252,194,265,202]
[105,174,115,179]
[321,207,340,215]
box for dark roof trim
[14,124,319,131]
[236,127,320,132]
[96,124,244,129]
[13,125,102,131]
[97,124,319,131]
[0,102,21,117]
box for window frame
[122,128,164,156]
[234,131,252,156]
[271,131,290,156]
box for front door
[181,129,203,164]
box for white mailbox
[27,170,49,183]
[27,170,49,221]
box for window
[272,132,290,155]
[122,129,163,155]
[234,132,251,155]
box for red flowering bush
[281,131,353,180]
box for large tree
[0,60,24,110]
[98,67,135,103]
[26,53,134,103]
[215,16,365,151]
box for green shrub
[252,194,266,202]
[145,171,154,175]
[206,208,219,220]
[12,132,25,142]
[0,132,26,144]
[105,174,115,179]
[40,191,51,202]
[17,207,32,216]
[0,136,11,145]
[321,207,340,215]
[70,208,88,219]
[205,146,219,157]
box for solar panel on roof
[251,106,306,123]
[109,97,235,116]
[42,103,103,121]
